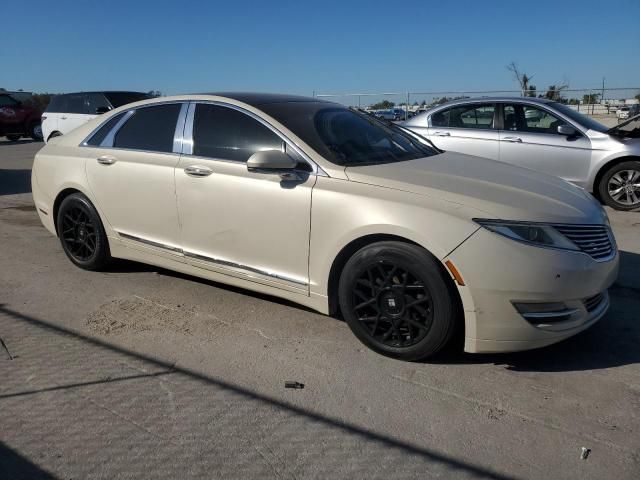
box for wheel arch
[592,155,640,198]
[47,131,62,142]
[326,234,462,323]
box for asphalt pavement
[1,139,639,479]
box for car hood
[344,152,605,224]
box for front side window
[436,104,495,129]
[192,104,283,162]
[503,104,564,134]
[260,102,437,166]
[113,103,181,153]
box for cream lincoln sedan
[32,93,619,360]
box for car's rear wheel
[30,122,43,140]
[338,241,458,361]
[598,160,640,211]
[56,193,111,270]
[6,134,21,141]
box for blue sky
[2,0,639,98]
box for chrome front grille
[583,293,605,312]
[554,225,615,260]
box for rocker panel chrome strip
[117,231,308,287]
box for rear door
[498,103,592,186]
[85,102,186,257]
[426,103,500,160]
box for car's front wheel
[338,241,458,361]
[598,160,640,211]
[56,193,111,270]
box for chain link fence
[314,87,640,120]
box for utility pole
[601,77,605,104]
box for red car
[0,93,44,141]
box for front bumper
[447,227,619,353]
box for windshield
[259,102,438,166]
[550,102,608,133]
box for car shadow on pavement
[0,441,56,480]
[435,250,640,372]
[0,304,514,480]
[0,169,32,195]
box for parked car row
[617,104,640,120]
[33,93,619,361]
[403,97,640,210]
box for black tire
[56,193,111,270]
[30,122,43,140]
[598,160,640,211]
[48,131,62,141]
[6,134,21,141]
[338,241,458,361]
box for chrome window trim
[182,102,196,155]
[183,100,326,176]
[172,103,189,154]
[80,100,188,149]
[100,110,134,147]
[116,230,308,287]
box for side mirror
[557,124,577,136]
[247,150,296,171]
[95,106,110,115]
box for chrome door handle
[502,136,522,143]
[184,165,213,177]
[97,155,117,165]
[433,131,450,136]
[61,116,68,120]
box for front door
[176,103,315,292]
[499,103,593,187]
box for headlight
[474,219,579,251]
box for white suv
[42,91,151,142]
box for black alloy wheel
[339,241,458,361]
[57,193,111,270]
[351,261,434,348]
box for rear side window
[86,112,127,146]
[432,104,495,129]
[113,104,181,153]
[85,93,111,115]
[192,104,283,162]
[46,95,68,112]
